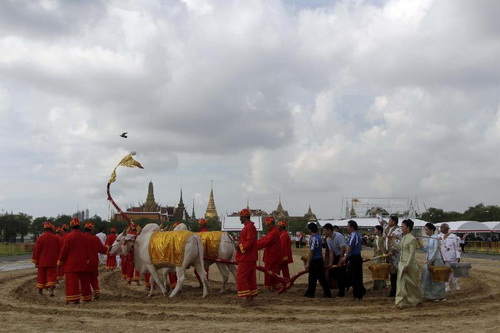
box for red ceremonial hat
[265,217,275,226]
[278,220,287,227]
[198,219,207,226]
[110,227,117,233]
[70,218,80,227]
[62,224,69,230]
[43,221,53,229]
[84,222,95,230]
[239,208,251,217]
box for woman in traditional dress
[395,219,422,308]
[373,225,387,291]
[420,223,446,301]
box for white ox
[174,223,237,293]
[111,224,208,298]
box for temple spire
[277,194,284,210]
[304,204,317,221]
[272,194,289,221]
[144,180,158,211]
[172,188,187,221]
[191,198,196,220]
[205,181,219,220]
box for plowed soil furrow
[0,251,499,332]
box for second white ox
[113,223,209,298]
[174,223,237,293]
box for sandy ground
[0,249,499,333]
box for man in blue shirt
[340,220,366,300]
[304,223,332,298]
[324,223,347,297]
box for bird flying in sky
[120,132,128,138]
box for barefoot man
[235,208,258,307]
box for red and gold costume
[84,222,107,299]
[194,219,209,283]
[32,223,60,291]
[57,218,92,303]
[124,225,141,283]
[236,209,258,298]
[55,227,65,281]
[278,221,293,280]
[257,218,283,290]
[105,229,118,271]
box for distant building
[304,205,317,221]
[272,196,289,222]
[114,181,173,222]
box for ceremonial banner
[109,153,144,184]
[149,230,192,267]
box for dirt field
[0,249,499,333]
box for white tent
[482,221,500,232]
[434,221,491,233]
[317,218,428,229]
[222,216,263,232]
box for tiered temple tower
[172,189,189,221]
[204,181,219,220]
[144,181,159,212]
[304,204,317,221]
[272,195,289,221]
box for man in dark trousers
[340,220,367,300]
[304,223,332,298]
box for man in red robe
[105,227,118,271]
[278,220,293,280]
[257,217,283,291]
[198,218,209,232]
[194,218,210,285]
[32,221,60,296]
[235,208,258,307]
[125,223,142,285]
[57,217,92,304]
[55,226,65,281]
[84,222,107,300]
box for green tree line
[1,203,498,242]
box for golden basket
[428,265,452,282]
[368,263,391,280]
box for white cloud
[1,0,500,220]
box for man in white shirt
[438,223,461,292]
[323,223,347,297]
[384,215,402,297]
[96,227,107,265]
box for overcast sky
[1,0,500,220]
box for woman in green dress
[395,219,422,308]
